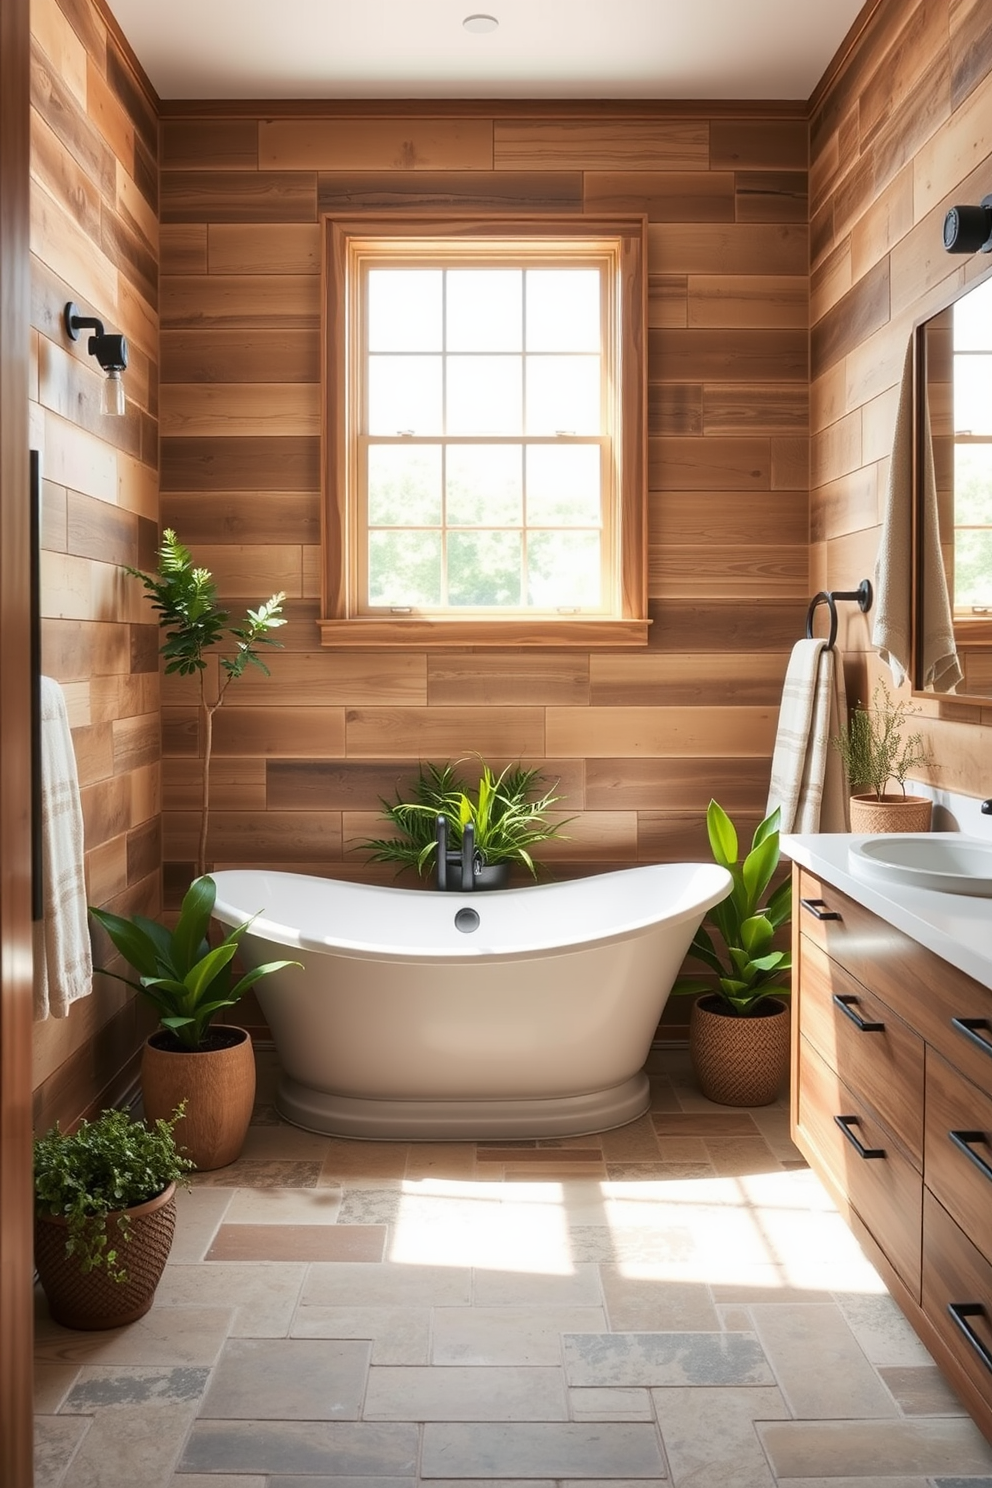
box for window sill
[317,617,651,649]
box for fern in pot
[832,680,934,833]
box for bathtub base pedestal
[276,1071,651,1141]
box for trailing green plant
[832,680,933,801]
[670,801,792,1016]
[127,529,287,877]
[34,1105,194,1282]
[360,759,570,879]
[90,875,301,1052]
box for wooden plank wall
[29,0,160,1131]
[159,102,810,936]
[810,0,992,782]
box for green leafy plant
[361,759,571,879]
[127,529,287,877]
[670,801,792,1016]
[90,875,301,1052]
[34,1106,194,1282]
[832,680,934,801]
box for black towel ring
[805,579,873,652]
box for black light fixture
[64,302,128,416]
[942,195,992,254]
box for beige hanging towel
[35,675,93,1020]
[766,637,849,834]
[872,338,962,693]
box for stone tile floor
[33,1047,992,1488]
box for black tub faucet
[435,814,477,891]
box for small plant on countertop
[832,680,934,801]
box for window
[319,215,649,647]
[951,277,992,616]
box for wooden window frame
[319,213,649,648]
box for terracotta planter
[690,994,791,1107]
[141,1025,255,1171]
[849,793,932,834]
[35,1184,176,1330]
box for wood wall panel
[30,0,160,1134]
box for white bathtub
[210,863,732,1141]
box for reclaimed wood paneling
[260,117,494,171]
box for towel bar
[805,579,873,652]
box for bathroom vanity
[783,833,992,1443]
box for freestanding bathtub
[210,863,732,1141]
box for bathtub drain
[454,908,480,933]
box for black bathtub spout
[461,821,475,891]
[436,814,448,891]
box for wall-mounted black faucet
[435,814,478,891]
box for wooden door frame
[0,0,35,1478]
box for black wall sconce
[942,196,992,254]
[64,302,128,416]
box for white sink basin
[848,833,992,897]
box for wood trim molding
[161,97,810,121]
[93,0,161,113]
[806,0,888,116]
[317,617,652,648]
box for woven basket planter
[35,1184,176,1330]
[849,794,932,834]
[142,1024,256,1171]
[690,995,791,1107]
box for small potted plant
[34,1105,193,1330]
[90,876,300,1170]
[360,759,570,889]
[669,801,792,1106]
[832,680,934,833]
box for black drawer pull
[834,1114,886,1159]
[952,1018,992,1059]
[801,897,842,921]
[949,1303,992,1376]
[949,1129,992,1184]
[832,994,885,1033]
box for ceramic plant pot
[690,994,791,1107]
[141,1024,256,1171]
[849,794,933,834]
[35,1183,176,1330]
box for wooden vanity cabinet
[792,865,992,1444]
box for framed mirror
[916,265,992,702]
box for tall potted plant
[832,681,934,833]
[90,876,300,1169]
[669,801,792,1106]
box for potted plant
[90,876,300,1170]
[670,801,792,1106]
[34,1105,193,1330]
[126,528,287,878]
[832,680,934,833]
[360,759,570,888]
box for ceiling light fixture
[64,302,128,416]
[463,14,498,33]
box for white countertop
[782,832,992,993]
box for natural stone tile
[776,1480,931,1488]
[168,1477,267,1488]
[190,1159,322,1188]
[748,1302,897,1419]
[568,1387,655,1421]
[155,1262,306,1337]
[703,1137,781,1177]
[596,1117,664,1163]
[472,1265,603,1307]
[222,1185,344,1224]
[935,1480,992,1488]
[653,1136,710,1162]
[433,1307,608,1366]
[62,1366,209,1412]
[421,1422,666,1478]
[34,1308,235,1367]
[179,1420,419,1476]
[34,1362,78,1414]
[563,1332,774,1387]
[562,1481,669,1488]
[566,1226,700,1265]
[364,1364,567,1420]
[878,1365,968,1416]
[606,1162,709,1179]
[537,1136,606,1151]
[600,1267,720,1332]
[199,1337,370,1421]
[405,1143,479,1179]
[651,1114,760,1137]
[291,1305,431,1364]
[711,1279,836,1306]
[268,1480,416,1488]
[833,1291,935,1367]
[758,1418,992,1477]
[205,1222,386,1262]
[652,1384,789,1488]
[239,1125,336,1160]
[169,1186,233,1264]
[318,1141,410,1182]
[717,1305,754,1331]
[302,1260,472,1308]
[502,1164,608,1181]
[336,1187,497,1228]
[57,1401,198,1487]
[34,1415,89,1488]
[248,1101,283,1126]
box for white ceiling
[106,0,866,102]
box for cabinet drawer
[925,1049,992,1269]
[796,868,992,1090]
[799,933,923,1166]
[797,1035,922,1294]
[923,1190,992,1413]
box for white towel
[767,638,850,834]
[35,676,92,1020]
[873,338,962,693]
